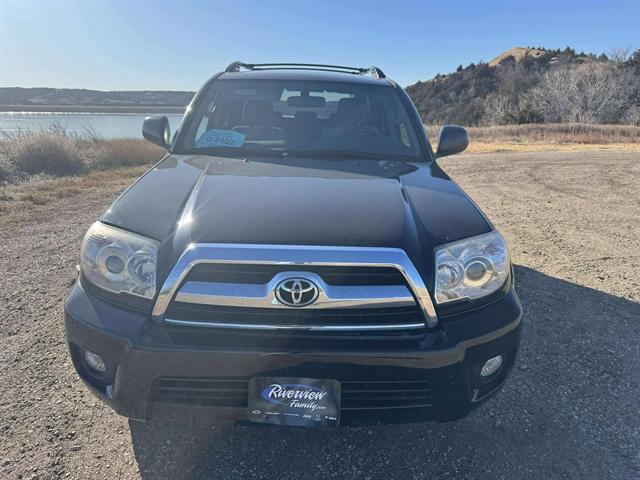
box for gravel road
[1,150,639,479]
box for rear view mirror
[142,116,171,149]
[286,96,326,107]
[435,125,468,159]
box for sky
[0,0,639,91]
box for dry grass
[427,123,640,154]
[0,166,147,215]
[427,123,640,145]
[465,142,640,154]
[0,127,164,183]
[78,138,166,170]
[0,127,164,207]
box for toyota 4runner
[64,62,522,428]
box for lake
[0,112,184,139]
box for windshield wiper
[185,147,287,158]
[285,150,389,160]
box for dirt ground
[1,150,638,479]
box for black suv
[65,63,522,428]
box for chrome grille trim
[152,243,438,327]
[174,272,416,310]
[164,318,425,331]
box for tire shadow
[130,265,640,480]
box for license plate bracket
[247,377,341,428]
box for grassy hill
[488,47,548,66]
[406,47,640,126]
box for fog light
[480,355,503,377]
[84,350,106,373]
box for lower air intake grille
[151,377,433,410]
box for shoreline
[0,105,186,114]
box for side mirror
[142,116,171,149]
[435,125,468,159]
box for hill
[0,87,194,108]
[489,47,548,66]
[406,47,640,126]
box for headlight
[80,222,159,299]
[434,231,509,304]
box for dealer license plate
[247,377,340,428]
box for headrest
[242,100,274,125]
[287,95,326,107]
[294,111,318,122]
[335,97,367,125]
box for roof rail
[224,62,386,79]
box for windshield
[178,79,424,160]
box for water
[0,112,184,139]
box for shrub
[84,138,165,170]
[9,133,86,176]
[0,157,16,183]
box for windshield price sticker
[194,129,246,148]
[248,377,340,428]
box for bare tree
[533,61,631,123]
[532,67,574,122]
[484,95,515,124]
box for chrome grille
[152,244,438,340]
[172,273,416,311]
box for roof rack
[224,62,386,79]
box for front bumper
[64,281,522,426]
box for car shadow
[129,265,640,480]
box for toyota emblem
[275,277,319,307]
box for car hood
[101,154,491,286]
